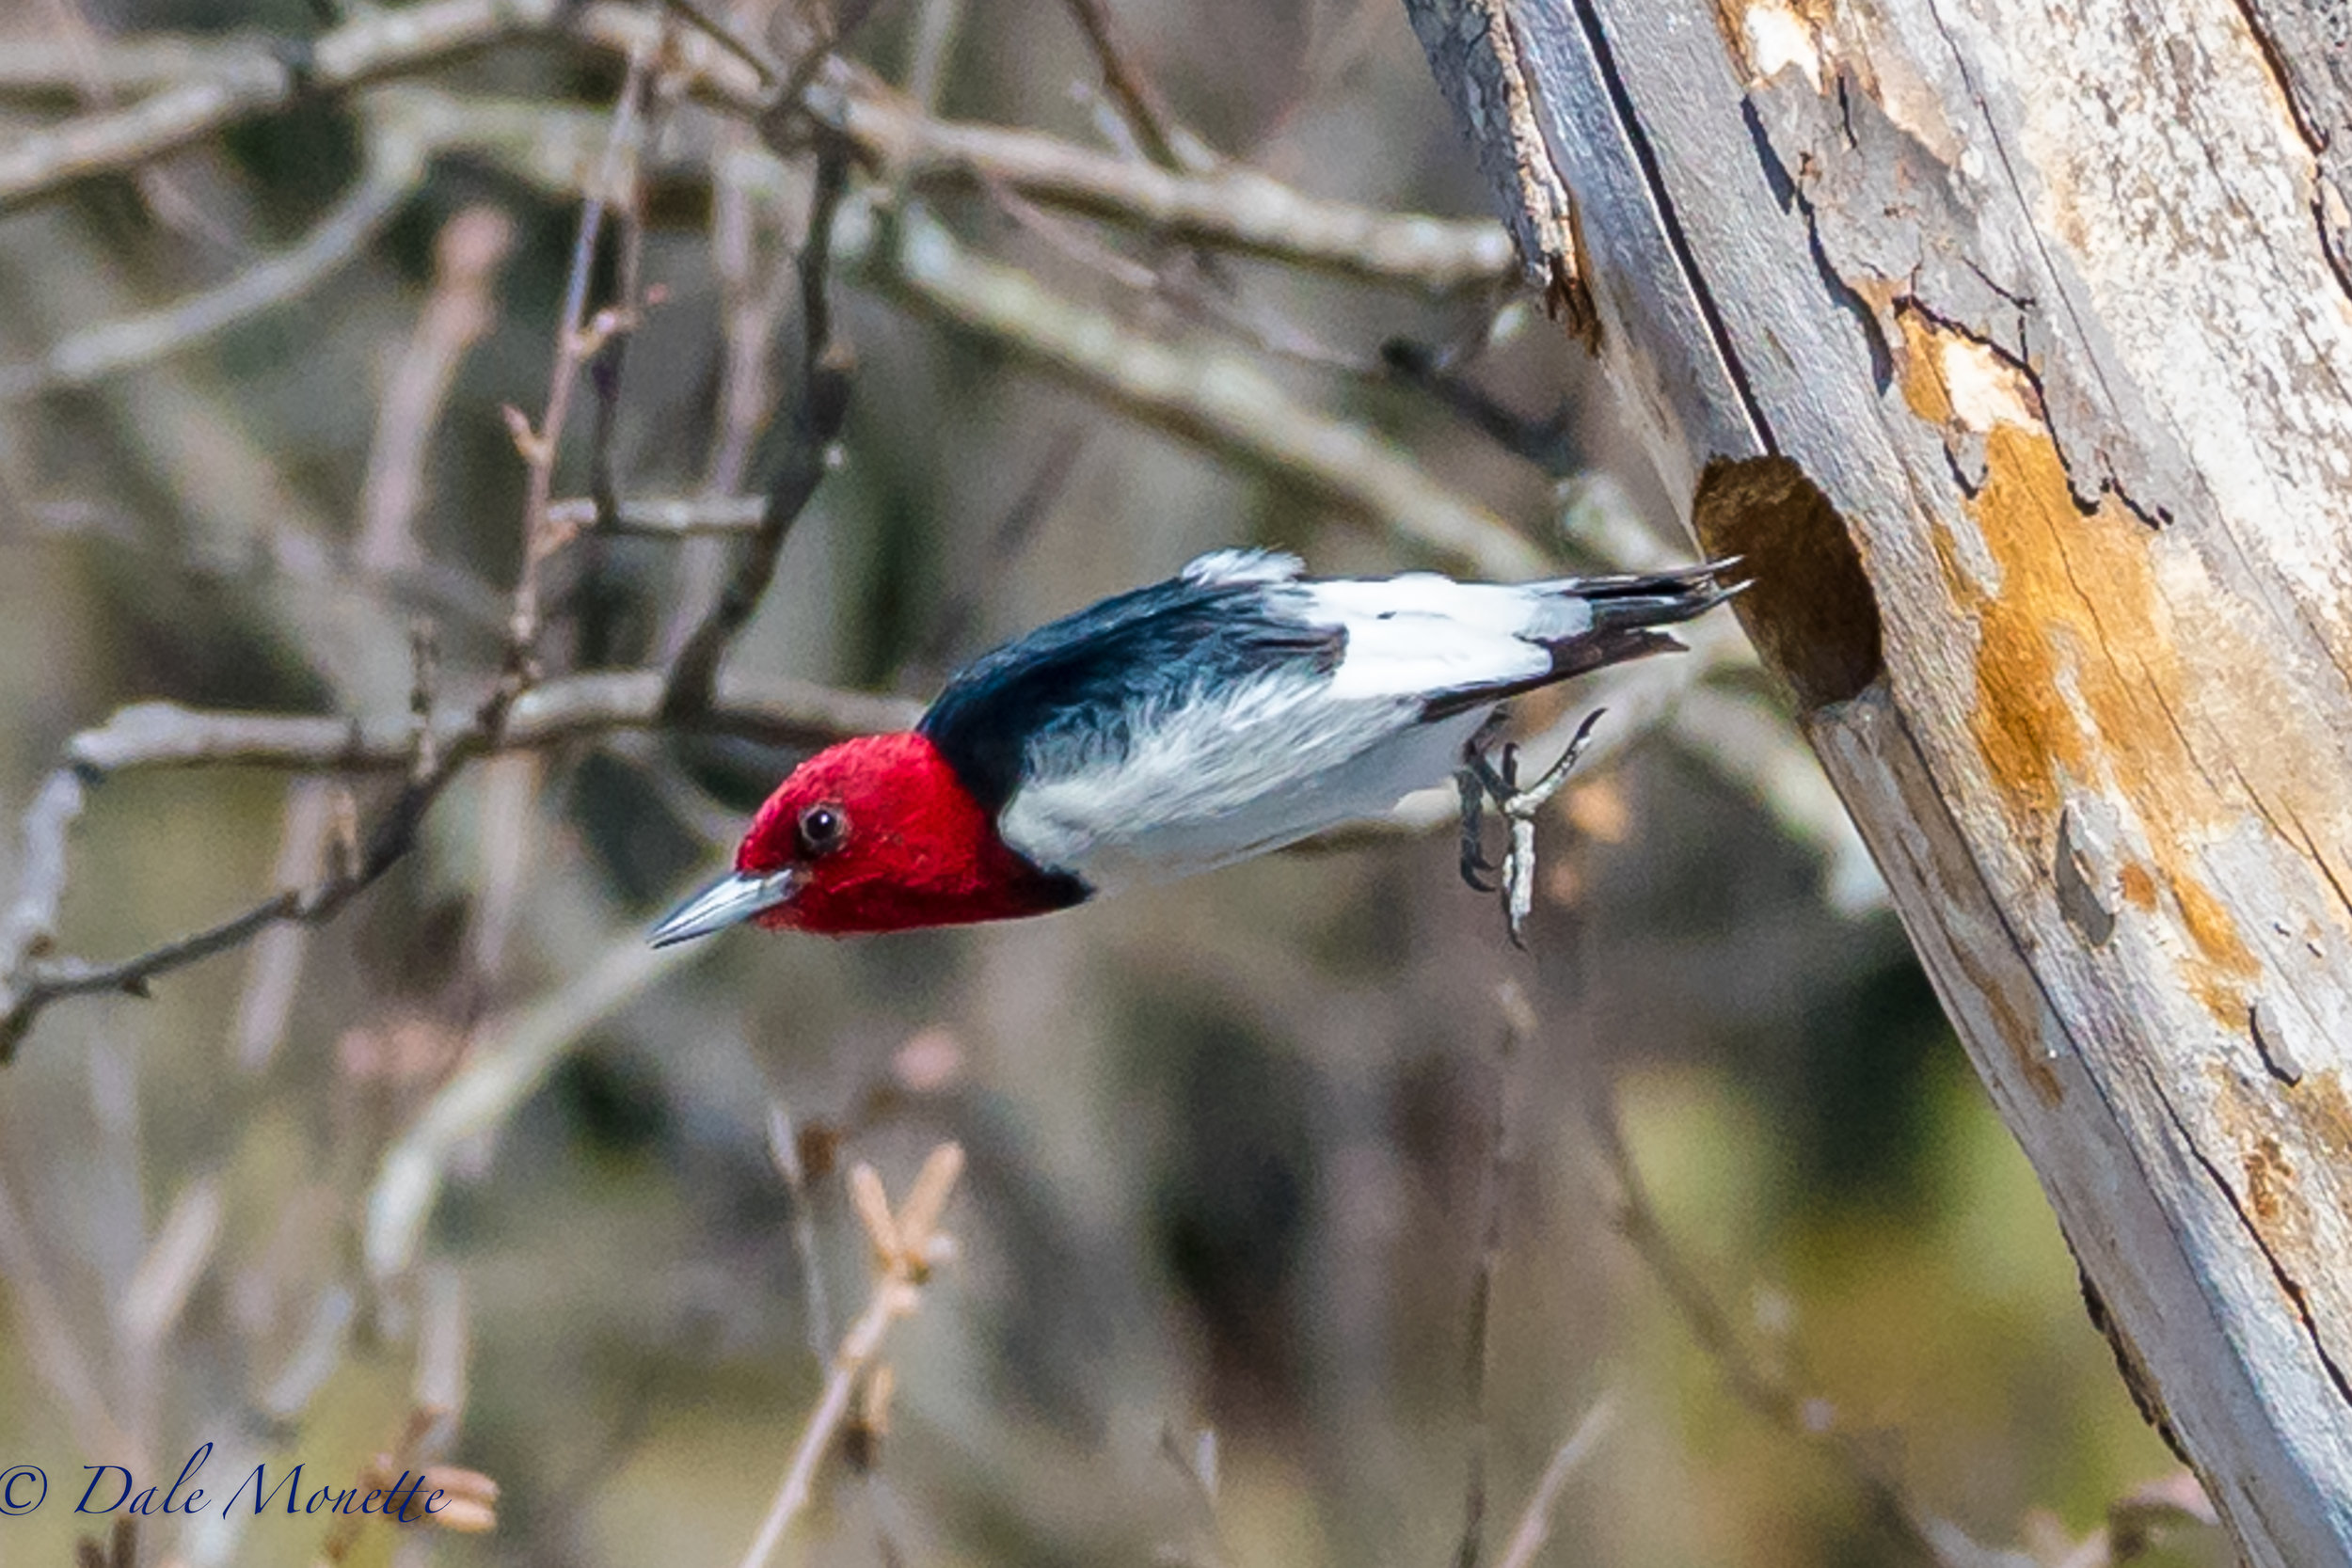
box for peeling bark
[1400,0,1598,335]
[1410,2,2352,1560]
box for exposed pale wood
[1407,0,2352,1560]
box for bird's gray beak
[649,867,803,947]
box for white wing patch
[1303,577,1583,702]
[1181,547,1305,587]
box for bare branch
[0,670,916,1061]
[0,108,430,401]
[1490,1399,1619,1568]
[117,1175,224,1354]
[584,61,683,541]
[509,40,656,665]
[357,203,518,576]
[0,770,86,990]
[833,81,1515,293]
[1585,1089,1989,1567]
[767,1099,834,1366]
[0,0,606,214]
[229,780,336,1071]
[1057,0,1209,173]
[1,771,447,1065]
[365,928,715,1280]
[663,140,856,717]
[903,0,964,114]
[1455,980,1535,1568]
[1,6,1511,296]
[660,0,784,84]
[883,209,1547,579]
[653,24,805,672]
[61,672,916,779]
[37,0,241,249]
[736,1145,965,1568]
[551,491,770,538]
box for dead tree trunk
[1408,1,2352,1560]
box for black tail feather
[1569,557,1747,624]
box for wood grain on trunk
[1406,1,2352,1559]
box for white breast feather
[997,669,1486,892]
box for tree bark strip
[1408,1,2352,1559]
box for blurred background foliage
[0,0,2217,1565]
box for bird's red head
[652,732,1082,942]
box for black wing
[919,574,1343,815]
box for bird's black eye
[798,803,850,857]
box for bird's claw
[1455,769,1498,892]
[1459,708,1608,946]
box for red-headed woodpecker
[649,549,1740,942]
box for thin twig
[663,23,804,673]
[981,180,1364,372]
[1456,980,1535,1568]
[768,1099,835,1366]
[1155,1425,1231,1568]
[663,138,856,717]
[907,424,1087,673]
[229,779,335,1070]
[1058,0,1206,173]
[313,1407,497,1559]
[703,102,799,506]
[660,0,783,83]
[452,751,541,1015]
[586,69,675,535]
[736,1145,964,1568]
[903,0,964,113]
[413,1263,472,1428]
[572,59,677,667]
[0,752,454,1065]
[117,1174,224,1354]
[771,0,889,116]
[551,491,770,538]
[508,40,656,667]
[2,0,1514,297]
[1381,335,1576,471]
[1586,1089,1986,1567]
[1490,1398,1619,1568]
[0,769,87,994]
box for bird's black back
[919,576,1343,814]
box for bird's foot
[1460,708,1607,947]
[1455,769,1498,892]
[1454,710,1511,893]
